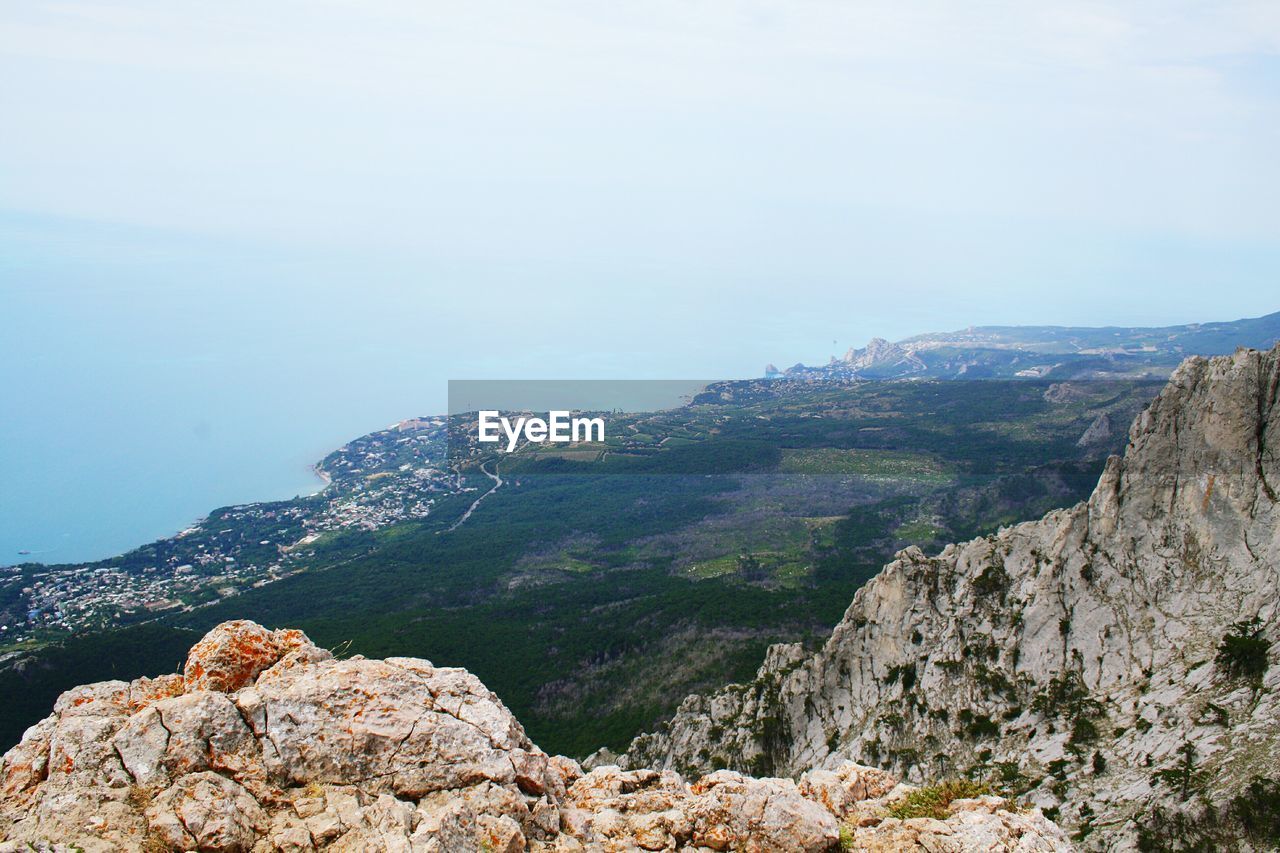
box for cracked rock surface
[621,345,1280,849]
[0,619,1064,850]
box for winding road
[443,460,503,533]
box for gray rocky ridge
[622,344,1280,849]
[0,619,1065,850]
[1075,413,1112,448]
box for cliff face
[4,346,1276,851]
[0,620,1066,851]
[624,345,1280,849]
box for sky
[3,1,1279,341]
[2,1,1279,562]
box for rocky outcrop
[0,620,1060,851]
[1075,412,1112,447]
[843,338,918,373]
[772,311,1280,381]
[625,345,1280,849]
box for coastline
[309,464,333,494]
[5,457,335,570]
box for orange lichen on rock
[127,674,186,712]
[182,620,320,693]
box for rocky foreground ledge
[0,620,1067,851]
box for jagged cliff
[0,620,1066,850]
[625,345,1280,849]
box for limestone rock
[1076,411,1112,447]
[686,769,839,851]
[621,344,1280,849]
[848,795,1070,852]
[557,764,841,851]
[183,619,326,693]
[8,623,991,851]
[146,771,268,852]
[799,760,899,819]
[235,656,529,797]
[114,691,258,788]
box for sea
[2,212,876,567]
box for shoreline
[5,457,336,571]
[309,464,333,494]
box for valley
[0,376,1159,759]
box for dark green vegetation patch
[0,379,1159,755]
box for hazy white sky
[3,0,1279,352]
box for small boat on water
[17,550,31,555]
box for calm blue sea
[1,212,861,568]
[0,215,434,566]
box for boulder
[0,620,1062,851]
[146,771,268,852]
[183,620,325,693]
[687,770,840,852]
[800,760,899,819]
[849,795,1070,852]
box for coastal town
[0,417,460,652]
[0,406,690,653]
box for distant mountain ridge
[768,309,1280,380]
